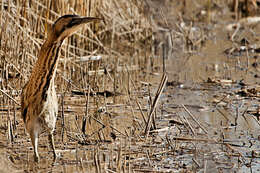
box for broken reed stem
[144,73,168,139]
[116,144,122,172]
[7,99,14,143]
[235,106,239,127]
[0,89,20,106]
[147,84,154,129]
[165,134,174,151]
[113,57,119,103]
[246,46,249,69]
[251,115,260,127]
[182,112,196,135]
[80,55,89,136]
[74,115,86,142]
[124,65,145,130]
[172,136,216,143]
[216,107,229,121]
[94,147,101,173]
[79,158,85,172]
[61,93,65,143]
[123,83,138,121]
[82,84,91,135]
[162,43,166,73]
[182,104,208,134]
[126,65,147,124]
[224,143,244,161]
[204,159,207,173]
[241,106,250,126]
[192,158,200,169]
[90,115,126,137]
[12,101,17,130]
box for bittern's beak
[53,15,102,42]
[69,16,102,26]
[65,16,102,35]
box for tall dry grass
[0,1,166,171]
[0,0,156,155]
[0,0,151,90]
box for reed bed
[0,0,152,131]
[0,0,162,172]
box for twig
[182,113,196,135]
[172,136,216,143]
[204,160,207,173]
[0,89,20,106]
[91,116,126,137]
[126,65,147,124]
[94,147,101,173]
[182,104,208,134]
[144,73,168,138]
[192,158,200,168]
[251,115,260,127]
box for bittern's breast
[39,83,58,131]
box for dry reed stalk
[216,107,230,121]
[182,112,196,135]
[82,84,91,135]
[116,144,122,172]
[90,115,125,137]
[241,106,250,126]
[109,143,114,170]
[61,93,65,143]
[172,137,216,143]
[0,89,19,105]
[144,73,168,138]
[251,115,260,127]
[182,104,208,134]
[122,66,141,128]
[12,101,17,131]
[94,147,101,173]
[80,54,91,136]
[126,65,147,125]
[7,100,13,143]
[113,57,119,104]
[165,133,176,151]
[79,158,85,172]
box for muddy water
[139,0,260,172]
[160,18,260,173]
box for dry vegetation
[0,1,152,131]
[0,0,158,172]
[0,0,260,172]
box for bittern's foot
[53,150,57,162]
[48,133,58,162]
[34,154,40,163]
[51,151,61,166]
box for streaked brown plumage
[21,15,101,162]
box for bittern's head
[49,15,101,42]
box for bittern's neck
[27,39,63,100]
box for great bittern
[21,15,101,162]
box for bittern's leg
[29,131,39,162]
[48,132,57,161]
